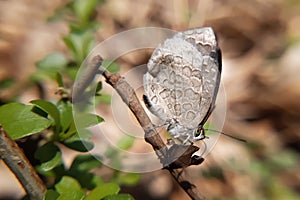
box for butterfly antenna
[204,129,247,143]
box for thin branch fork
[86,55,206,200]
[0,126,47,200]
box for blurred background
[0,0,300,199]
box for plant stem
[0,126,46,200]
[90,55,205,200]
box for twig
[169,169,206,200]
[72,55,105,102]
[0,126,47,200]
[101,65,168,159]
[85,55,205,199]
[72,54,205,199]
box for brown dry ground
[0,0,300,199]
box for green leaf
[69,20,100,33]
[96,81,102,93]
[70,154,102,173]
[103,194,135,200]
[84,183,120,200]
[36,164,56,177]
[74,113,103,129]
[55,176,82,193]
[63,140,94,152]
[66,66,80,81]
[44,190,60,200]
[81,33,96,60]
[116,173,140,186]
[63,35,78,60]
[90,175,104,187]
[68,155,102,188]
[105,147,118,158]
[0,78,14,89]
[73,0,99,24]
[117,136,135,150]
[268,180,299,200]
[56,73,64,87]
[71,172,103,190]
[96,93,111,104]
[110,140,136,169]
[0,103,51,139]
[36,52,67,72]
[57,100,73,132]
[63,129,92,142]
[102,60,120,73]
[60,120,77,140]
[63,32,95,64]
[31,100,61,133]
[267,150,298,171]
[31,106,48,118]
[32,47,73,82]
[35,142,62,171]
[57,190,85,200]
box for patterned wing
[179,28,222,128]
[144,27,221,131]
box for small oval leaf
[70,154,102,173]
[34,142,62,171]
[74,113,103,129]
[36,52,67,72]
[31,100,61,133]
[44,190,60,200]
[57,100,73,132]
[84,183,120,200]
[103,194,135,200]
[55,176,82,193]
[57,190,85,200]
[0,103,51,139]
[63,140,94,152]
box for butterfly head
[193,125,207,141]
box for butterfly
[143,27,222,144]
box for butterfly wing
[144,27,221,131]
